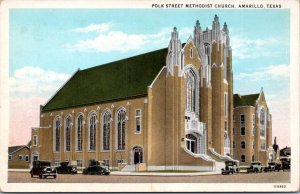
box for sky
[9,9,290,149]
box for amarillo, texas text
[151,4,282,9]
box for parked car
[281,159,290,171]
[30,160,57,179]
[55,161,78,174]
[221,161,239,175]
[82,160,110,175]
[247,161,263,173]
[264,162,277,172]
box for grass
[8,165,30,169]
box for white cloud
[64,31,148,53]
[9,67,71,146]
[10,66,71,98]
[64,26,193,53]
[231,35,280,59]
[235,64,290,81]
[72,23,111,33]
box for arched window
[65,116,72,151]
[185,69,197,112]
[186,134,197,153]
[117,109,126,150]
[76,115,83,151]
[260,108,266,137]
[241,141,245,149]
[54,117,61,152]
[89,113,97,151]
[102,111,111,151]
[241,155,245,162]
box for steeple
[223,22,229,34]
[212,14,220,42]
[193,20,203,57]
[272,136,279,154]
[166,27,182,75]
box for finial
[214,14,219,21]
[173,27,177,32]
[196,20,200,26]
[261,87,263,91]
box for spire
[172,27,178,40]
[212,14,220,42]
[273,136,279,153]
[166,26,182,75]
[223,22,229,34]
[214,14,219,22]
[195,20,200,28]
[194,20,202,57]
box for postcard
[0,0,299,192]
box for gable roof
[8,145,29,154]
[42,48,168,112]
[234,93,260,108]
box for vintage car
[30,160,57,179]
[264,162,276,172]
[55,161,78,174]
[281,159,290,171]
[247,161,263,173]
[221,161,239,175]
[264,162,282,172]
[82,160,110,175]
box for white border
[0,0,299,192]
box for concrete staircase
[121,164,135,172]
[208,148,237,162]
[214,161,225,173]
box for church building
[30,15,273,171]
[233,90,274,166]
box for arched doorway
[133,147,143,164]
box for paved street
[8,171,290,183]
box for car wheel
[54,175,57,179]
[39,174,43,179]
[31,173,33,178]
[105,172,110,176]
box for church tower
[166,27,182,75]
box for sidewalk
[8,168,220,176]
[110,171,220,176]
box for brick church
[30,15,274,171]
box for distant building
[233,89,274,166]
[8,145,30,169]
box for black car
[55,161,78,174]
[281,159,290,171]
[247,161,263,173]
[221,161,239,175]
[82,160,110,175]
[264,162,278,172]
[30,160,57,179]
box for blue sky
[9,9,290,147]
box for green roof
[42,48,168,112]
[233,93,260,108]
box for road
[8,171,290,183]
